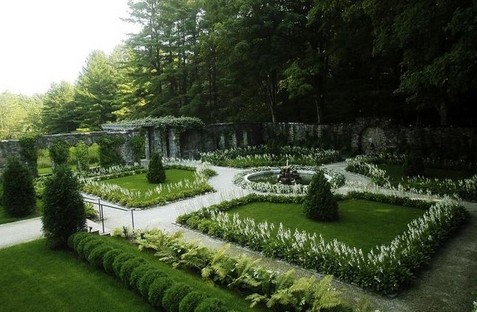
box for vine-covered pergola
[102,116,205,160]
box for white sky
[0,0,138,96]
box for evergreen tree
[42,165,86,249]
[303,170,339,221]
[49,139,69,168]
[2,158,36,217]
[147,152,166,183]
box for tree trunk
[264,70,278,123]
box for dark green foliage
[147,277,174,307]
[194,298,228,312]
[76,235,101,259]
[72,141,89,172]
[49,139,69,167]
[119,258,146,285]
[18,135,39,177]
[42,165,86,249]
[103,249,123,275]
[178,291,208,312]
[303,171,339,221]
[130,264,162,291]
[2,158,35,217]
[162,283,193,312]
[87,245,113,269]
[129,134,145,164]
[81,239,104,260]
[147,152,166,184]
[403,151,425,177]
[112,253,136,277]
[138,270,168,298]
[97,136,125,168]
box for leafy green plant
[102,249,123,275]
[97,136,125,168]
[87,245,113,269]
[179,291,208,312]
[162,282,193,312]
[194,298,228,312]
[303,170,339,221]
[403,150,425,177]
[72,141,90,172]
[19,135,39,177]
[129,134,145,164]
[147,152,166,183]
[49,139,69,167]
[42,165,86,249]
[119,258,146,285]
[2,158,36,217]
[148,277,174,307]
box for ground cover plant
[0,239,155,312]
[345,154,477,201]
[111,228,350,312]
[81,163,213,208]
[69,232,259,312]
[201,145,342,168]
[177,192,467,294]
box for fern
[227,255,262,290]
[310,275,341,311]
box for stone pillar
[231,131,237,148]
[242,130,248,147]
[168,128,181,158]
[219,133,226,149]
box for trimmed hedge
[195,298,228,312]
[69,233,231,311]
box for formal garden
[1,132,476,311]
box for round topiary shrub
[42,165,86,249]
[87,244,113,268]
[119,258,146,285]
[81,238,104,260]
[195,298,228,312]
[147,152,166,183]
[162,282,193,312]
[112,253,137,278]
[2,157,36,218]
[129,264,157,291]
[303,170,339,221]
[103,249,123,275]
[178,291,208,312]
[147,276,174,307]
[75,235,99,258]
[137,268,168,297]
[68,232,88,250]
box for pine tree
[42,165,86,249]
[303,170,339,221]
[147,152,166,184]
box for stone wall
[1,120,476,173]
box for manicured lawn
[227,199,425,251]
[0,240,154,312]
[378,164,474,184]
[103,169,196,193]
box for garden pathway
[1,162,475,311]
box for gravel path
[1,163,476,311]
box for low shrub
[303,170,339,221]
[81,239,105,260]
[138,270,168,299]
[148,276,174,307]
[75,235,100,259]
[112,253,137,278]
[87,245,113,269]
[103,249,123,275]
[129,264,160,292]
[147,152,166,183]
[178,291,208,312]
[119,258,146,285]
[195,298,228,312]
[162,282,193,312]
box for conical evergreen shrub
[147,152,166,183]
[2,158,36,217]
[303,170,339,221]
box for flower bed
[80,161,214,208]
[177,192,468,295]
[345,156,477,201]
[200,145,342,168]
[233,166,345,194]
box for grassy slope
[0,240,154,312]
[227,199,424,251]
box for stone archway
[359,127,386,154]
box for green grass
[378,164,474,185]
[0,240,154,312]
[103,169,196,195]
[227,199,425,251]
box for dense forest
[1,0,476,138]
